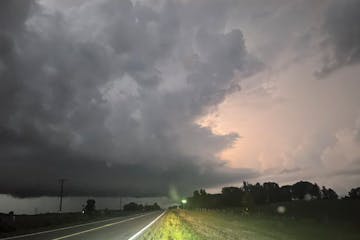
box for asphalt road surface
[0,211,164,240]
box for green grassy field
[141,201,360,240]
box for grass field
[141,201,360,240]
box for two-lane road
[1,211,164,240]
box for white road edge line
[50,212,156,240]
[49,212,155,240]
[127,211,166,240]
[0,212,153,240]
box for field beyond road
[140,201,360,240]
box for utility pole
[119,197,122,211]
[58,179,66,212]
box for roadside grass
[251,200,360,223]
[139,210,203,240]
[141,201,360,240]
[180,209,359,240]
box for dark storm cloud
[0,0,260,197]
[0,0,33,33]
[0,127,257,198]
[317,0,360,77]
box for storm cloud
[0,0,260,197]
[317,0,360,77]
[2,0,359,201]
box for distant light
[181,199,187,204]
[277,206,286,214]
[304,194,312,201]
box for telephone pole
[58,179,66,212]
[119,197,122,211]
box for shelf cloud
[0,0,260,197]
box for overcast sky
[0,0,359,202]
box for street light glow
[181,199,187,204]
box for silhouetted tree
[186,181,348,210]
[144,202,161,211]
[279,185,292,201]
[348,187,360,199]
[153,202,161,210]
[203,194,222,209]
[199,189,207,196]
[242,181,251,192]
[221,187,243,207]
[193,190,200,198]
[321,186,338,200]
[123,202,160,211]
[187,189,224,209]
[123,202,143,211]
[242,191,255,208]
[312,183,321,199]
[263,182,281,203]
[251,183,266,204]
[84,199,96,215]
[292,181,321,200]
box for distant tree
[199,189,207,196]
[242,181,250,192]
[327,188,338,200]
[321,186,338,200]
[84,199,96,215]
[242,191,255,209]
[193,190,200,198]
[292,181,320,200]
[188,189,224,209]
[263,182,280,203]
[241,183,264,204]
[348,187,360,200]
[188,190,201,208]
[186,181,345,210]
[123,202,143,211]
[221,187,243,207]
[279,185,292,201]
[311,183,321,199]
[201,193,222,209]
[143,202,161,211]
[321,186,328,199]
[252,183,266,204]
[123,202,161,211]
[153,202,161,210]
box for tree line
[123,202,161,211]
[186,181,360,209]
[81,199,161,215]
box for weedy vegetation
[141,200,360,240]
